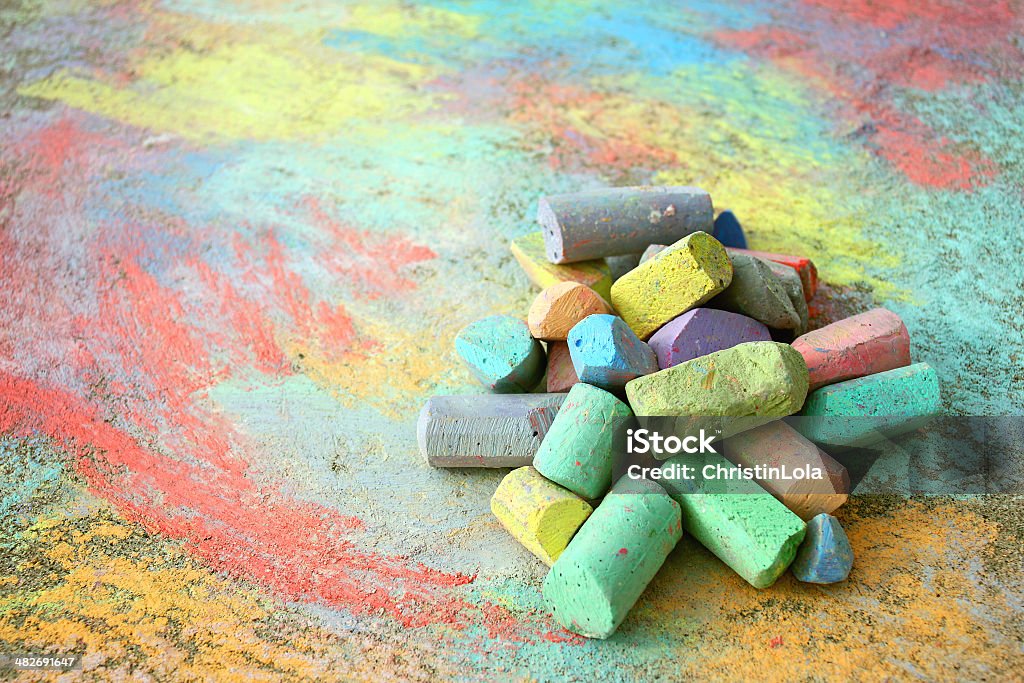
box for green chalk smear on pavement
[542,477,682,639]
[660,453,806,588]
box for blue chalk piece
[792,513,853,584]
[713,210,748,249]
[567,314,658,392]
[455,315,545,393]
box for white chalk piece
[418,394,566,468]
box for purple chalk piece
[647,308,771,369]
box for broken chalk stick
[764,259,808,335]
[723,420,849,520]
[727,247,817,301]
[534,382,633,499]
[792,307,911,390]
[417,394,566,468]
[491,466,593,566]
[625,341,809,422]
[798,362,941,447]
[567,314,658,392]
[712,210,748,248]
[510,232,612,300]
[542,477,682,638]
[791,513,853,584]
[546,341,579,393]
[528,282,611,341]
[661,454,806,588]
[638,243,668,265]
[712,253,801,330]
[455,315,545,393]
[538,186,713,264]
[611,231,733,340]
[648,308,771,369]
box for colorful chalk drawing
[2,0,1022,679]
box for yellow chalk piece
[510,232,612,300]
[490,467,593,566]
[610,231,732,340]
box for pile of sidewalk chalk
[417,186,941,640]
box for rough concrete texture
[611,231,733,340]
[3,0,1023,679]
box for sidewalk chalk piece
[792,308,911,390]
[625,342,809,423]
[791,513,853,583]
[648,308,771,369]
[417,393,566,467]
[638,244,668,265]
[727,247,817,301]
[607,253,643,280]
[538,186,713,264]
[712,210,748,248]
[528,282,612,341]
[723,420,849,520]
[455,315,545,392]
[491,467,593,566]
[567,314,658,392]
[660,454,806,588]
[534,382,634,499]
[611,231,733,340]
[542,477,682,638]
[546,341,579,393]
[713,253,801,330]
[764,260,808,335]
[798,363,941,447]
[510,232,613,299]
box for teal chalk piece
[567,314,658,392]
[455,315,545,393]
[798,362,941,447]
[792,513,853,584]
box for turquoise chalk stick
[542,477,683,639]
[534,382,633,499]
[791,513,853,583]
[567,314,658,392]
[798,362,941,447]
[455,315,545,393]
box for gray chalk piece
[538,186,713,264]
[712,253,801,330]
[764,260,809,335]
[418,394,566,468]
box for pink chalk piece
[547,341,580,392]
[792,307,911,390]
[648,308,771,369]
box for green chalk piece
[712,253,801,330]
[625,342,808,426]
[510,232,613,300]
[660,453,806,588]
[764,259,808,335]
[542,477,682,639]
[455,315,545,393]
[798,362,941,447]
[533,382,633,499]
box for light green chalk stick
[660,453,806,588]
[533,382,633,499]
[542,477,683,639]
